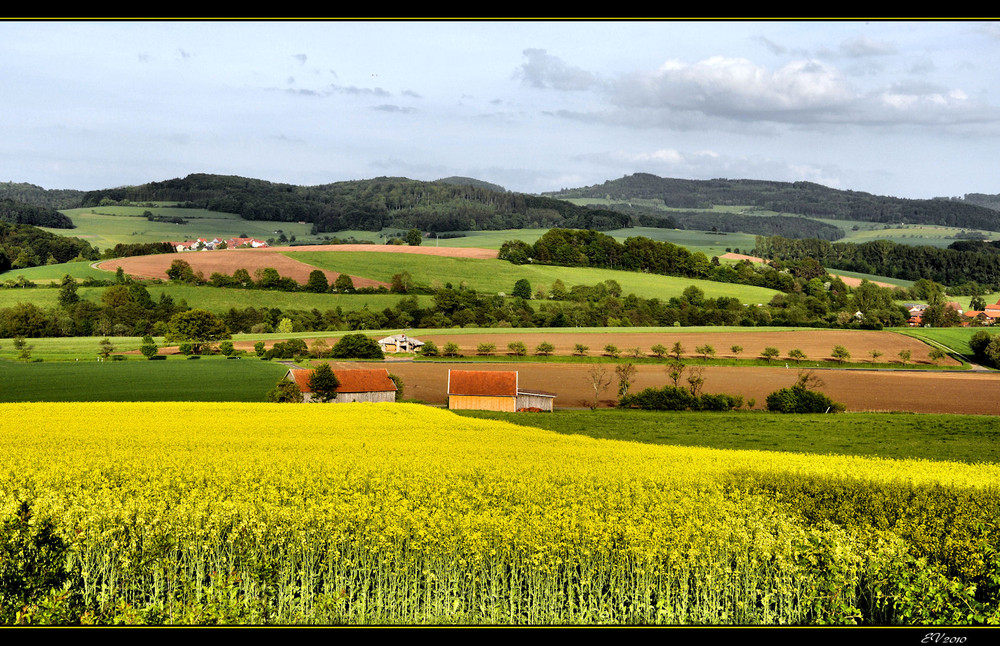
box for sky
[2,19,1000,200]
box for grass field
[0,283,429,315]
[0,358,288,402]
[896,326,991,357]
[285,251,781,303]
[455,409,1000,465]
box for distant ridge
[544,172,1000,231]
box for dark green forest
[0,182,84,211]
[546,173,1000,230]
[79,174,631,233]
[754,235,1000,289]
[0,222,98,272]
[0,199,75,229]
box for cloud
[516,48,601,91]
[565,55,1000,130]
[839,35,896,58]
[373,104,416,113]
[293,54,307,64]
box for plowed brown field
[238,328,996,414]
[314,360,1000,414]
[406,329,955,367]
[96,245,499,286]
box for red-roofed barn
[285,368,397,403]
[447,370,555,412]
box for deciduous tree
[307,363,341,402]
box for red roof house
[285,368,397,403]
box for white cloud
[516,48,601,91]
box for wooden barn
[286,368,397,403]
[447,370,555,412]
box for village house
[377,334,424,354]
[447,369,555,412]
[171,237,268,251]
[285,368,397,403]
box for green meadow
[286,251,781,303]
[0,357,288,402]
[0,283,428,315]
[456,409,1000,465]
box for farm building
[378,334,424,354]
[285,368,397,403]
[447,370,555,412]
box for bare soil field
[407,329,957,367]
[321,360,1000,415]
[828,274,898,289]
[96,250,388,287]
[96,245,499,285]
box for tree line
[754,235,1000,289]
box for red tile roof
[448,370,517,397]
[287,368,396,393]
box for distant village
[170,237,270,252]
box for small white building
[377,334,424,354]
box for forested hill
[0,199,75,229]
[0,182,84,211]
[544,173,1000,231]
[79,174,630,233]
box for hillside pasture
[288,250,781,303]
[0,286,425,320]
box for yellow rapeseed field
[1,402,998,625]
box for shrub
[267,378,303,403]
[766,386,844,413]
[140,335,159,359]
[507,341,527,357]
[420,340,439,357]
[618,385,743,412]
[477,342,497,356]
[535,341,555,356]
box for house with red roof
[285,368,397,403]
[447,369,555,412]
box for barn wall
[448,395,517,412]
[516,394,554,411]
[334,391,396,403]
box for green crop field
[0,357,288,402]
[456,409,1000,465]
[1,261,119,284]
[286,251,780,303]
[896,326,993,357]
[0,283,429,315]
